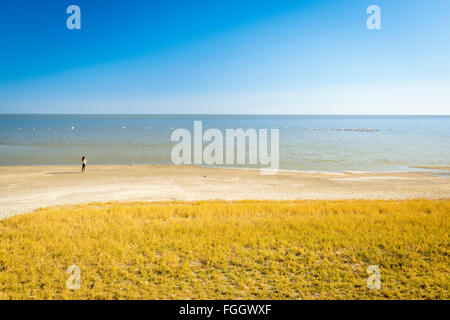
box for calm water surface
[0,115,449,172]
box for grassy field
[0,200,448,299]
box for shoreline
[1,164,449,221]
[1,162,449,173]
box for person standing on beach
[81,156,87,173]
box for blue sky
[0,0,449,114]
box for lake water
[0,114,449,172]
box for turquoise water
[0,114,449,171]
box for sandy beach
[1,164,449,220]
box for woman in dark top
[81,156,87,173]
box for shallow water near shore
[0,114,449,172]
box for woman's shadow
[46,172,80,175]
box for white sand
[1,164,449,220]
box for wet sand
[1,164,449,220]
[411,165,450,170]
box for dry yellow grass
[0,200,448,300]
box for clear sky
[0,0,449,114]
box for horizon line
[1,113,450,117]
